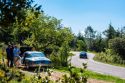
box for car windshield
[81,52,86,54]
[27,52,45,57]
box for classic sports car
[79,51,87,59]
[22,51,51,68]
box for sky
[34,0,125,34]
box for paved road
[71,52,125,79]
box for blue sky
[35,0,125,34]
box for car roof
[80,51,86,53]
[25,51,43,54]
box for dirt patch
[40,71,113,83]
[50,71,65,81]
[20,69,114,83]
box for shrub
[76,40,87,51]
[0,64,25,83]
[50,41,72,67]
[0,60,88,83]
[94,49,125,65]
[109,38,125,60]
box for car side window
[25,53,30,57]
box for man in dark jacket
[10,45,14,67]
[6,45,11,67]
[6,45,14,67]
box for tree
[76,40,87,51]
[58,41,70,67]
[0,0,42,27]
[12,9,74,51]
[12,9,40,44]
[76,32,87,51]
[0,0,42,43]
[0,27,13,44]
[84,26,96,50]
[119,26,125,38]
[92,33,106,52]
[103,24,116,41]
[109,37,125,60]
[77,32,85,41]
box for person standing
[10,45,14,67]
[13,45,21,67]
[6,45,11,67]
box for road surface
[71,52,125,79]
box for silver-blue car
[79,51,87,59]
[22,51,51,68]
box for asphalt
[71,52,125,79]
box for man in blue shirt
[13,45,21,67]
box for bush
[109,38,125,60]
[50,42,72,67]
[76,40,87,51]
[0,60,88,83]
[94,49,125,65]
[0,64,25,83]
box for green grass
[87,70,125,83]
[0,47,2,59]
[93,52,125,68]
[94,57,125,67]
[88,50,125,67]
[52,67,125,83]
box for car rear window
[28,53,45,57]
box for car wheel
[25,62,29,69]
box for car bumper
[80,56,87,58]
[28,64,51,67]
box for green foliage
[0,59,88,83]
[50,50,61,67]
[76,40,87,51]
[103,24,116,41]
[0,0,41,27]
[86,70,125,83]
[12,9,41,44]
[50,42,72,67]
[12,9,74,50]
[77,32,85,41]
[92,33,106,52]
[94,49,125,65]
[58,42,71,67]
[61,65,88,83]
[109,37,125,60]
[53,67,125,83]
[0,64,25,83]
[76,32,87,51]
[0,27,13,44]
[85,26,96,39]
[84,26,96,51]
[0,0,42,44]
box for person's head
[14,45,17,48]
[8,44,11,48]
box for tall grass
[94,49,125,67]
[53,67,125,83]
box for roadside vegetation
[0,59,88,83]
[54,67,125,83]
[75,25,125,67]
[94,49,125,67]
[0,0,125,83]
[1,59,125,83]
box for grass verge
[52,67,125,83]
[94,57,125,67]
[87,50,125,67]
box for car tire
[25,62,29,69]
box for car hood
[25,57,51,62]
